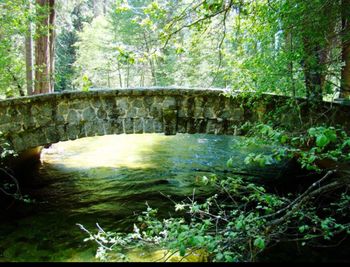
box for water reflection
[0,133,271,262]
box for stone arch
[0,88,246,153]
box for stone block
[163,97,176,109]
[186,97,195,117]
[193,119,206,133]
[132,98,144,109]
[153,119,163,133]
[102,121,114,136]
[186,118,196,134]
[66,124,80,140]
[206,119,217,134]
[194,106,204,118]
[45,126,60,144]
[215,120,226,135]
[136,107,148,117]
[177,117,187,133]
[133,118,144,134]
[144,118,154,133]
[144,96,155,107]
[97,108,107,120]
[91,98,102,109]
[56,125,68,142]
[69,99,85,110]
[163,108,177,135]
[57,101,69,116]
[0,122,22,133]
[149,105,161,117]
[116,97,129,110]
[95,121,107,136]
[67,110,80,124]
[124,118,134,134]
[82,107,96,121]
[110,118,124,134]
[127,107,138,118]
[204,107,216,119]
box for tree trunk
[340,0,350,98]
[25,17,34,96]
[34,0,55,94]
[49,0,55,92]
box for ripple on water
[0,133,277,262]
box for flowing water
[0,133,278,262]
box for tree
[340,0,350,98]
[25,0,34,96]
[34,0,55,94]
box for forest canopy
[0,0,349,102]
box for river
[1,133,275,262]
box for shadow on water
[0,133,307,262]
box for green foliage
[0,131,16,160]
[81,74,92,91]
[1,0,348,99]
[0,0,30,97]
[231,123,350,172]
[77,118,350,262]
[79,173,350,262]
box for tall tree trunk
[34,0,55,94]
[25,17,34,96]
[49,0,55,92]
[340,0,350,98]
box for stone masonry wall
[0,88,245,153]
[1,88,349,154]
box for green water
[0,133,275,262]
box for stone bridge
[0,88,248,153]
[0,87,349,154]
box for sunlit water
[0,134,276,262]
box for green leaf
[216,253,224,261]
[298,225,309,233]
[280,134,288,144]
[316,134,329,148]
[308,127,317,136]
[253,237,265,249]
[235,220,243,230]
[179,244,186,256]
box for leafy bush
[79,173,350,262]
[230,123,350,171]
[78,124,350,262]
